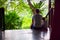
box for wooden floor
[3,27,51,40]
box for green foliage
[0,0,7,8]
[1,0,49,29]
[5,10,23,29]
[33,1,48,17]
[33,1,43,9]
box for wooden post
[50,0,60,40]
[49,0,51,25]
[0,7,5,31]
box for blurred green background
[0,0,51,30]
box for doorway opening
[4,0,55,30]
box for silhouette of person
[31,9,42,29]
[27,0,43,29]
[27,0,48,30]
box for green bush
[5,10,23,29]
